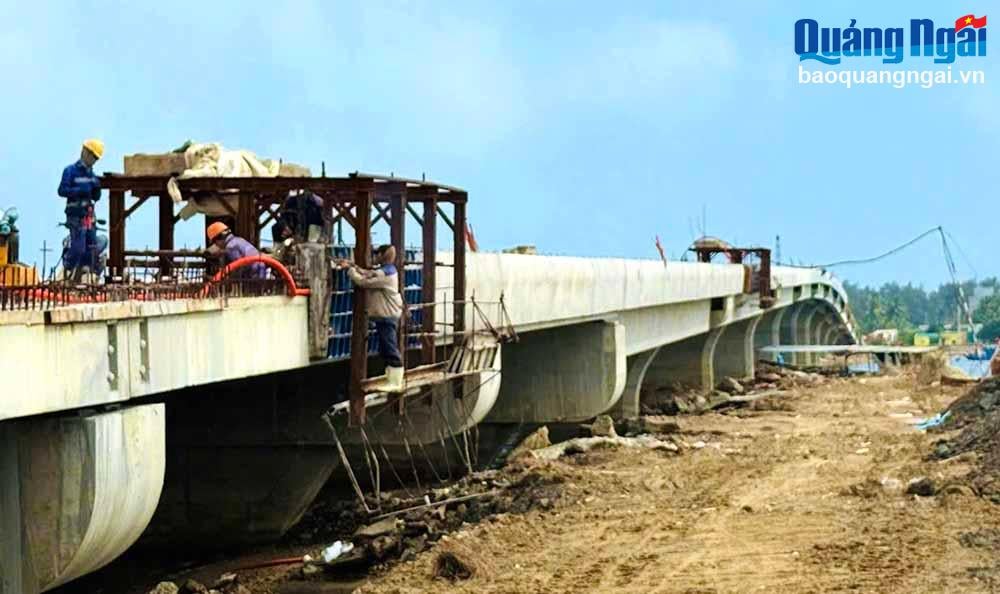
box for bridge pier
[712,316,761,382]
[612,347,661,420]
[644,331,714,392]
[796,304,822,366]
[823,326,837,346]
[754,307,785,363]
[0,405,164,594]
[486,321,625,423]
[779,303,801,365]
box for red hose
[205,254,310,297]
[20,254,308,306]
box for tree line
[844,278,1000,342]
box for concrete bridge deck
[0,253,858,593]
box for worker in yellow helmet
[58,139,108,276]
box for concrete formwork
[485,321,626,423]
[0,405,165,594]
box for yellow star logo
[966,16,973,24]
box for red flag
[465,222,479,252]
[654,235,667,266]
[956,14,987,31]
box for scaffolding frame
[99,172,469,425]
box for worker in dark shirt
[271,191,325,244]
[57,139,108,275]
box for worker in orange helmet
[206,222,267,278]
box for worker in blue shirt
[58,139,108,276]
[206,222,268,279]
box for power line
[812,226,942,269]
[807,225,980,340]
[944,229,979,278]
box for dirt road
[358,375,1000,593]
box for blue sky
[1,1,995,287]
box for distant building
[940,330,970,346]
[866,328,899,345]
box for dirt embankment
[119,371,1000,594]
[354,374,1000,594]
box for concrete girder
[1,296,310,423]
[0,405,165,594]
[486,321,626,423]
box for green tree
[974,294,1000,325]
[980,321,1000,342]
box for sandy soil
[354,374,1000,594]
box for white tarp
[166,142,282,219]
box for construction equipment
[0,207,37,286]
[689,237,775,308]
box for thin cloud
[556,19,739,108]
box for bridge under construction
[0,164,859,594]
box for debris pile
[431,539,494,581]
[147,573,248,594]
[278,417,693,586]
[930,377,1000,502]
[642,363,828,415]
[284,464,568,582]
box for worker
[58,139,108,275]
[338,245,404,390]
[206,222,268,278]
[271,191,324,244]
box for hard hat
[82,139,105,159]
[206,222,230,242]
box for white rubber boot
[385,366,405,391]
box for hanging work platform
[98,169,509,426]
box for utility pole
[775,235,782,265]
[40,240,52,279]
